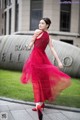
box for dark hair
[42,18,51,29]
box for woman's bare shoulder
[34,29,42,36]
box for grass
[0,69,80,108]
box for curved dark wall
[0,35,80,78]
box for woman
[21,18,71,120]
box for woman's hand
[26,45,31,51]
[58,61,63,68]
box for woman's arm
[48,37,63,68]
[26,29,42,50]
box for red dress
[21,31,71,102]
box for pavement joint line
[0,97,80,113]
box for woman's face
[39,20,48,30]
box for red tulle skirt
[21,48,71,102]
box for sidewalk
[0,97,80,120]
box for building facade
[0,0,80,47]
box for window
[4,0,12,8]
[4,12,7,35]
[60,39,73,45]
[60,0,71,32]
[9,9,12,34]
[0,0,1,8]
[15,0,19,32]
[8,0,12,6]
[30,0,43,30]
[4,0,7,8]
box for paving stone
[5,111,14,120]
[47,112,70,120]
[0,105,9,112]
[23,104,34,110]
[8,104,25,110]
[11,110,33,120]
[44,108,60,114]
[26,109,38,120]
[61,110,80,120]
[43,112,53,120]
[0,99,80,120]
[26,109,53,120]
[0,110,14,120]
[0,100,16,105]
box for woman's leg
[36,102,43,108]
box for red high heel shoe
[37,105,43,120]
[32,103,45,111]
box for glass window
[30,0,43,30]
[4,0,7,8]
[0,0,2,9]
[60,39,73,45]
[9,8,12,34]
[60,0,71,32]
[8,0,12,6]
[4,12,7,35]
[15,0,19,32]
[4,0,12,9]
